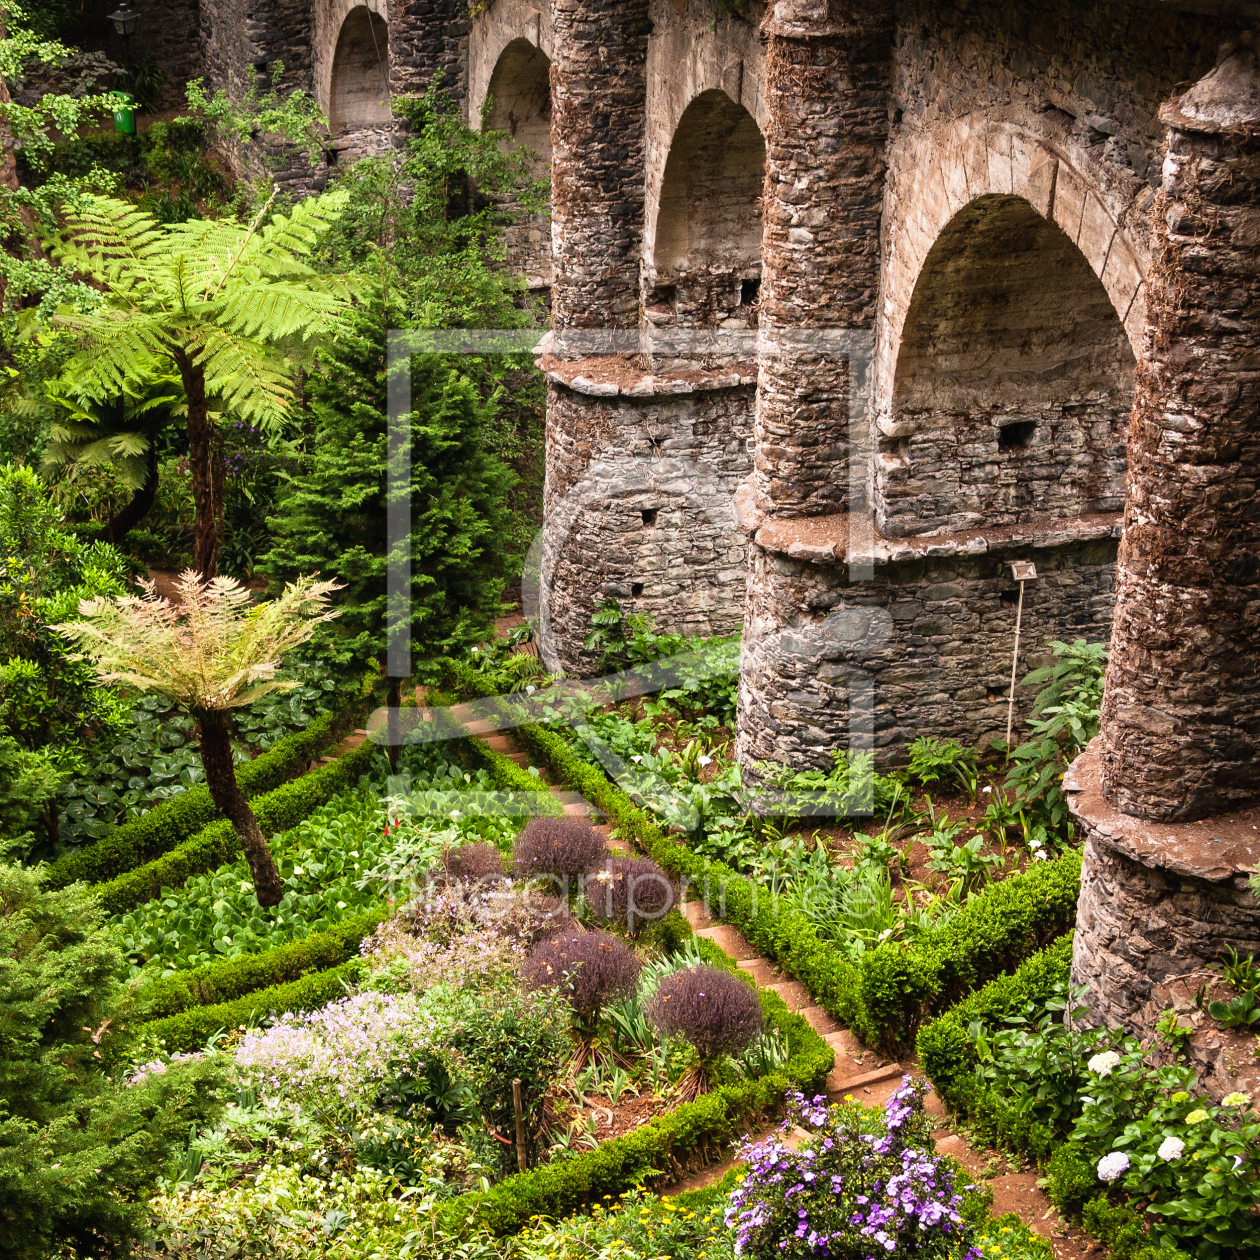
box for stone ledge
[752,511,1123,564]
[1065,740,1260,883]
[537,353,757,398]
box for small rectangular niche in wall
[641,508,658,527]
[999,589,1020,608]
[631,582,645,597]
[739,278,761,307]
[997,419,1037,451]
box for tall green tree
[263,305,515,714]
[48,193,358,577]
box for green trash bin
[111,90,136,135]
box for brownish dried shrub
[586,856,677,934]
[647,965,764,1062]
[441,842,505,883]
[521,929,641,1035]
[512,817,607,879]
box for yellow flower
[1185,1109,1209,1125]
[1171,1092,1190,1103]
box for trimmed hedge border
[132,908,391,1023]
[94,738,384,914]
[47,690,374,891]
[916,933,1074,1124]
[134,959,367,1054]
[447,662,1082,1054]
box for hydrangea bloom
[1157,1136,1185,1161]
[1097,1152,1130,1183]
[1087,1050,1122,1076]
[1223,1092,1252,1108]
[1185,1109,1209,1125]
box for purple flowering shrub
[522,929,641,1036]
[648,965,764,1062]
[587,856,678,934]
[513,817,607,879]
[726,1077,979,1260]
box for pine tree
[263,305,515,691]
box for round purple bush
[513,817,607,879]
[521,929,641,1031]
[648,964,764,1061]
[587,857,677,933]
[441,843,505,883]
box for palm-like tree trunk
[175,353,224,578]
[197,709,284,906]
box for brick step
[696,923,758,960]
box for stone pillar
[1097,49,1260,823]
[535,0,651,670]
[752,0,893,519]
[388,0,471,104]
[548,0,650,349]
[1069,52,1260,1091]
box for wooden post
[512,1078,527,1172]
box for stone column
[535,0,651,670]
[388,0,471,103]
[1097,50,1260,823]
[548,0,651,350]
[1068,52,1260,1091]
[751,0,893,519]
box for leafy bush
[727,1079,976,1260]
[451,984,570,1171]
[587,855,677,935]
[648,965,764,1064]
[522,930,641,1037]
[907,736,978,792]
[441,841,506,883]
[513,816,607,879]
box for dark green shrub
[1082,1197,1193,1260]
[1047,1145,1099,1220]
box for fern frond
[195,328,293,427]
[211,281,352,341]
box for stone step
[823,1028,868,1060]
[767,979,811,1010]
[798,1006,840,1036]
[481,732,516,754]
[506,751,532,767]
[695,924,758,960]
[736,957,783,987]
[826,1062,905,1096]
[682,900,712,928]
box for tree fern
[51,193,361,576]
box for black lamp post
[108,3,139,87]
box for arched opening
[650,89,765,330]
[485,38,551,174]
[482,37,552,292]
[329,7,390,135]
[882,194,1135,536]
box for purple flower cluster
[725,1078,978,1260]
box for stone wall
[538,362,754,672]
[737,519,1120,767]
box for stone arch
[329,5,391,134]
[646,88,765,334]
[877,117,1147,412]
[877,193,1135,536]
[484,37,552,175]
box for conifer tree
[264,304,515,704]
